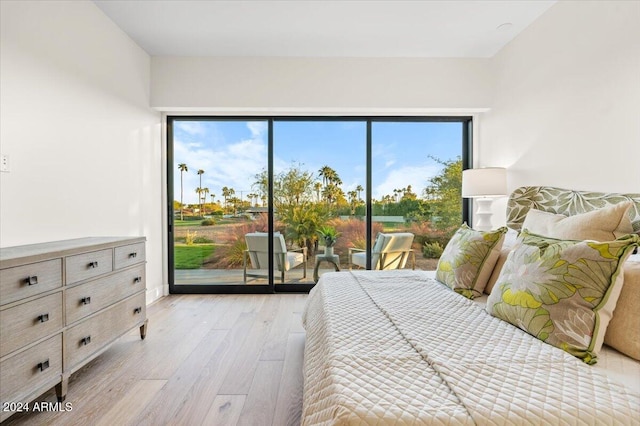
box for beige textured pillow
[604,261,640,360]
[522,202,634,241]
[484,248,511,295]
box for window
[167,116,471,293]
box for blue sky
[173,120,461,204]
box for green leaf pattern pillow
[436,224,506,299]
[486,230,639,364]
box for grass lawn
[174,219,206,227]
[173,217,248,227]
[174,244,215,269]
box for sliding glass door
[372,120,466,271]
[272,120,366,290]
[168,118,271,292]
[168,116,471,294]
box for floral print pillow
[435,224,506,299]
[486,230,639,364]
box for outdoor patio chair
[244,232,307,283]
[348,232,416,270]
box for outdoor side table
[314,253,340,283]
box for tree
[322,184,343,206]
[274,165,314,207]
[252,170,268,205]
[314,182,323,202]
[318,165,334,187]
[201,187,210,215]
[423,156,463,232]
[178,163,188,220]
[194,187,202,215]
[197,169,205,215]
[401,185,417,201]
[347,190,358,215]
[223,188,236,214]
[356,184,364,201]
[222,186,233,212]
[280,202,328,256]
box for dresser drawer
[0,334,62,405]
[114,242,145,270]
[120,292,147,331]
[65,249,113,284]
[0,259,62,306]
[0,293,63,358]
[65,292,146,369]
[65,265,146,325]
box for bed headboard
[507,186,640,233]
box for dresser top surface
[0,237,146,267]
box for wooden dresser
[0,237,148,421]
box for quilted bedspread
[301,270,640,425]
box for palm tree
[314,182,322,202]
[201,187,210,215]
[222,187,235,214]
[178,163,188,220]
[348,190,358,215]
[322,184,341,205]
[222,186,230,211]
[247,193,259,207]
[195,187,202,215]
[318,165,335,187]
[196,169,205,216]
[356,184,363,201]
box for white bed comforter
[301,270,640,425]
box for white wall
[151,56,493,111]
[3,1,636,292]
[0,1,163,303]
[478,0,640,226]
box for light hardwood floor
[3,294,308,426]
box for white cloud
[174,136,267,204]
[373,164,441,200]
[247,121,267,138]
[373,142,398,170]
[175,121,206,136]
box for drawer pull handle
[134,276,142,283]
[81,296,92,305]
[37,359,50,372]
[129,252,137,258]
[38,313,50,323]
[81,336,92,346]
[88,261,98,269]
[134,307,142,315]
[26,275,39,285]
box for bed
[301,186,640,425]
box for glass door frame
[167,115,472,294]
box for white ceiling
[94,0,556,58]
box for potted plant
[318,225,340,257]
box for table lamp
[462,167,507,231]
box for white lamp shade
[462,168,507,198]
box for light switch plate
[1,155,9,172]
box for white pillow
[522,202,634,241]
